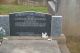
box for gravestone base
[57,34,66,44]
[6,36,49,40]
[51,34,66,44]
[0,40,61,53]
[3,35,70,53]
[6,34,66,43]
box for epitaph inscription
[9,12,51,36]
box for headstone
[0,27,6,35]
[48,0,61,15]
[51,16,62,36]
[0,15,10,35]
[9,12,51,36]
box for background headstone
[51,16,62,36]
[0,15,10,35]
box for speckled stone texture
[0,40,61,53]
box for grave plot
[0,40,61,53]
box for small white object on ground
[60,34,66,40]
[3,37,8,40]
[0,27,6,35]
[0,42,2,45]
[42,32,48,38]
[48,38,52,41]
[60,34,65,37]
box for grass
[66,35,80,53]
[0,5,48,14]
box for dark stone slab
[9,12,51,36]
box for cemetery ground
[66,35,80,53]
[0,5,80,53]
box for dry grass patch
[66,35,80,53]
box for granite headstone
[9,12,51,36]
[0,15,10,35]
[51,16,62,36]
